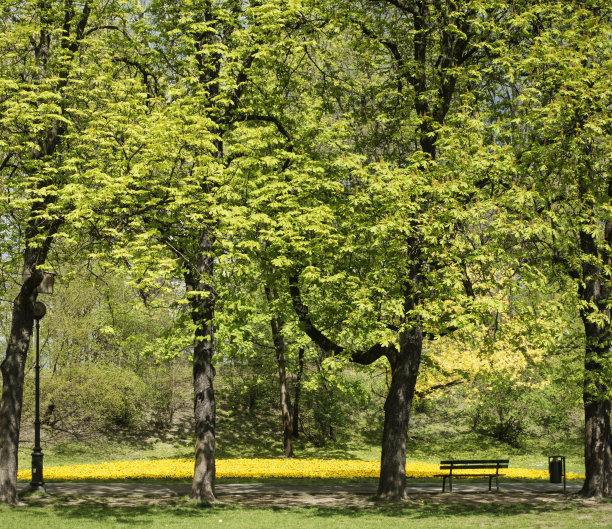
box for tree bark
[582,389,612,497]
[292,347,304,439]
[0,267,46,504]
[0,298,34,504]
[270,314,294,457]
[377,326,422,501]
[578,219,612,497]
[186,230,217,503]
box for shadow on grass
[13,495,594,525]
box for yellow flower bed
[17,458,585,481]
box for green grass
[1,501,610,529]
[9,433,595,528]
[17,436,382,469]
[17,439,193,470]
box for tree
[274,0,543,500]
[74,0,306,502]
[0,0,133,504]
[508,1,612,497]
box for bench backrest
[440,460,509,470]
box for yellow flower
[16,459,585,481]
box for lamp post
[30,301,46,492]
[29,271,54,493]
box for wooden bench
[436,459,509,492]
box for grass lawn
[1,500,610,529]
[10,424,591,528]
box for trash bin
[549,457,563,483]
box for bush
[37,364,148,438]
[141,361,191,430]
[469,370,582,449]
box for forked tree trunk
[187,230,217,503]
[377,326,423,501]
[289,273,423,501]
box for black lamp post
[29,271,54,493]
[30,301,46,492]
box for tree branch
[237,114,294,142]
[288,273,387,365]
[0,153,13,172]
[356,21,404,94]
[415,379,462,398]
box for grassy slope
[16,366,585,476]
[16,432,585,477]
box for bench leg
[442,477,445,492]
[487,476,500,492]
[449,476,452,492]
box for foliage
[2,0,611,501]
[35,364,147,435]
[470,370,581,448]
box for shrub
[37,364,147,438]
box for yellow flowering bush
[17,459,585,481]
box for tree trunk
[582,392,612,497]
[187,230,217,503]
[289,271,419,500]
[578,225,612,498]
[0,267,45,504]
[377,326,422,501]
[580,310,612,497]
[292,347,304,439]
[271,315,294,458]
[0,302,33,504]
[247,385,257,414]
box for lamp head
[32,301,46,320]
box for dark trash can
[548,455,566,491]
[549,457,563,483]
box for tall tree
[0,0,132,504]
[76,0,305,502]
[508,1,612,497]
[279,0,540,499]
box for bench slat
[440,460,509,464]
[440,464,508,470]
[435,473,506,478]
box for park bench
[436,459,509,492]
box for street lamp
[29,271,54,493]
